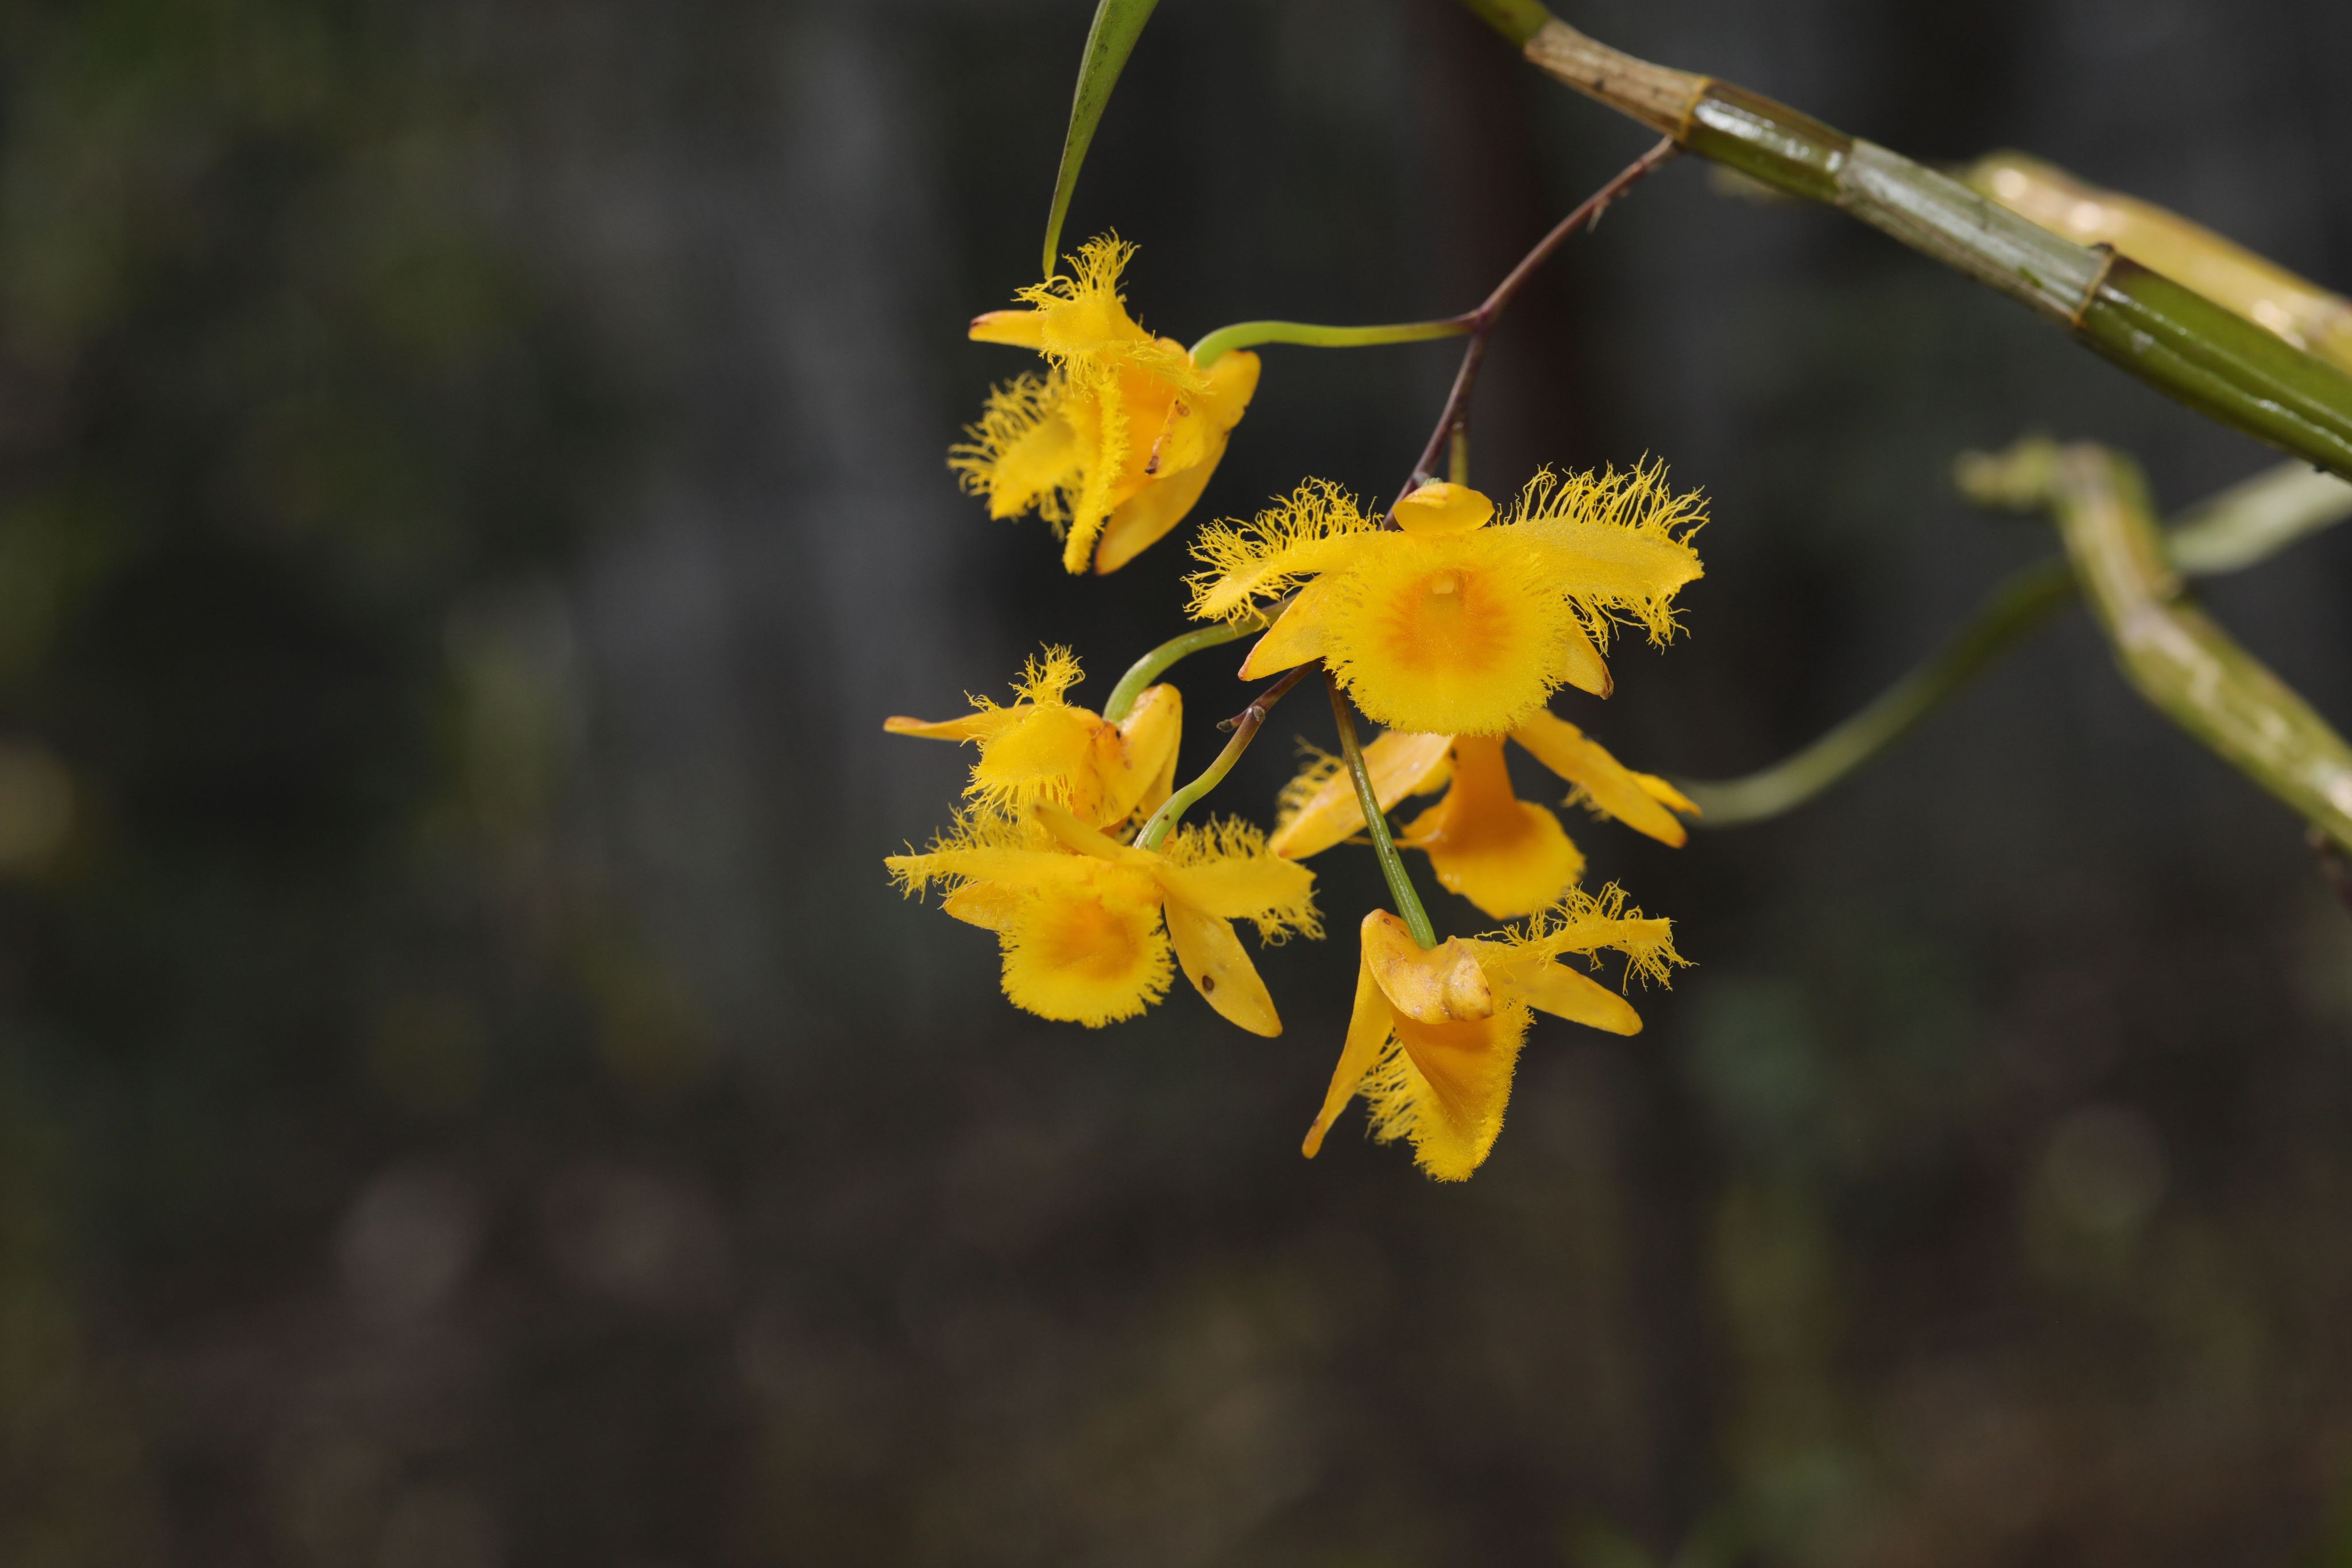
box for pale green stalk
[1102,618,1264,723]
[1189,317,1471,370]
[1677,560,2076,826]
[1327,671,1438,948]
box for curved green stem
[1188,316,1470,370]
[1135,667,1309,850]
[1677,560,2076,826]
[1673,457,2352,826]
[1327,671,1438,948]
[1103,614,1267,722]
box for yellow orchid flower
[951,236,1260,576]
[884,646,1181,831]
[885,803,1318,1035]
[1187,469,1704,736]
[1302,891,1683,1181]
[1267,711,1699,918]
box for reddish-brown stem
[1388,135,1680,518]
[1215,664,1312,734]
[1136,665,1312,850]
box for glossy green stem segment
[2079,260,2352,478]
[1102,616,1264,723]
[1042,0,1162,278]
[1135,667,1309,850]
[1678,559,2076,827]
[1466,3,2352,482]
[1973,438,2352,852]
[1188,316,1469,369]
[1676,458,2352,824]
[1326,671,1438,949]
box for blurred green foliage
[0,2,650,1558]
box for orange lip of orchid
[1267,712,1700,919]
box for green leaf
[1042,0,1162,279]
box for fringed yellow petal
[1015,235,1158,362]
[1363,1005,1531,1182]
[886,842,1096,899]
[1060,380,1132,573]
[1510,710,1693,847]
[1158,817,1319,938]
[905,652,1161,830]
[1008,646,1084,706]
[1506,884,1687,987]
[1391,481,1495,535]
[1303,955,1393,1159]
[1322,528,1585,735]
[968,703,1107,817]
[1238,573,1340,679]
[1510,462,1706,648]
[1186,479,1379,622]
[998,874,1171,1026]
[949,374,1081,525]
[1163,897,1282,1036]
[1270,729,1453,860]
[1399,735,1585,919]
[1479,944,1643,1034]
[1155,855,1317,932]
[1361,911,1493,1024]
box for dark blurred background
[4,0,2352,1563]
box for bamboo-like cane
[1958,439,2352,853]
[1454,4,2352,482]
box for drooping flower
[886,804,1318,1034]
[884,646,1181,832]
[1187,470,1705,735]
[1302,890,1684,1180]
[1268,711,1699,917]
[951,236,1259,575]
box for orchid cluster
[885,0,2352,1175]
[888,149,1708,1180]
